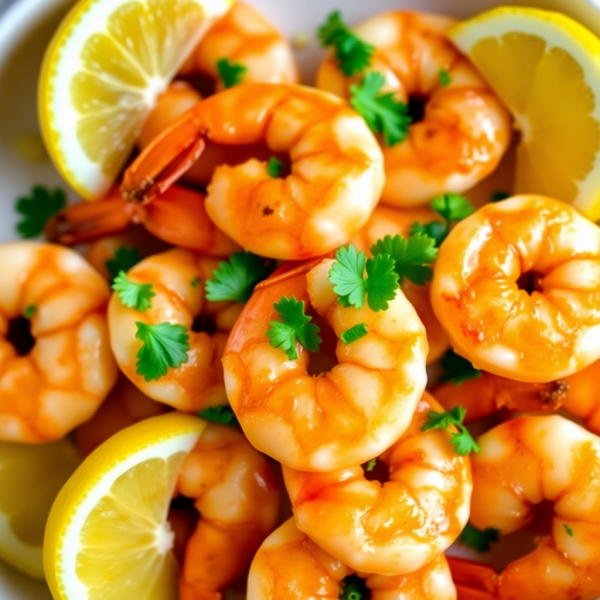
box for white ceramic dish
[2,0,600,598]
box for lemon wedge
[39,0,232,200]
[44,412,206,600]
[0,439,80,579]
[450,7,600,221]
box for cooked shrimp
[282,393,471,575]
[248,518,457,600]
[431,195,600,383]
[449,415,600,600]
[122,84,385,260]
[47,185,239,258]
[223,257,428,471]
[0,242,118,443]
[108,248,243,412]
[317,11,511,207]
[349,204,450,364]
[176,422,281,600]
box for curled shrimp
[47,185,239,257]
[349,204,450,364]
[282,393,471,575]
[317,11,511,207]
[0,242,117,443]
[223,257,428,471]
[248,517,458,600]
[449,415,600,600]
[122,84,385,260]
[431,195,600,383]
[176,421,281,600]
[108,248,243,412]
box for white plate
[2,0,600,598]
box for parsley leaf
[431,193,476,223]
[112,271,155,311]
[267,296,322,360]
[15,185,66,238]
[491,190,511,203]
[267,157,284,178]
[440,349,482,385]
[421,406,480,456]
[205,252,275,304]
[458,523,500,552]
[135,322,190,381]
[438,68,451,87]
[23,305,36,319]
[410,221,447,248]
[105,246,143,282]
[371,233,437,286]
[341,323,368,345]
[317,10,374,76]
[350,72,411,147]
[365,458,377,472]
[216,57,247,88]
[328,244,399,312]
[564,524,574,537]
[199,405,239,427]
[191,276,200,288]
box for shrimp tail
[447,556,499,600]
[122,110,206,204]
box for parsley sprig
[24,305,36,319]
[341,323,368,345]
[421,406,480,456]
[15,185,66,238]
[440,349,482,385]
[135,322,190,381]
[350,72,411,147]
[105,246,143,282]
[458,523,500,552]
[112,271,155,312]
[329,244,398,312]
[365,458,377,472]
[371,233,438,286]
[216,58,247,88]
[205,252,275,304]
[267,157,284,178]
[438,68,451,87]
[318,11,374,76]
[564,524,574,537]
[267,296,322,360]
[199,405,239,427]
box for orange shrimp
[317,11,511,207]
[248,518,458,600]
[349,204,450,364]
[431,195,600,383]
[223,257,428,472]
[122,84,385,260]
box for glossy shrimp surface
[431,195,600,383]
[108,248,243,412]
[247,518,457,600]
[317,11,511,207]
[283,393,471,575]
[223,259,428,471]
[349,204,450,364]
[122,84,385,260]
[0,242,117,443]
[176,422,281,600]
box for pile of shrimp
[5,3,600,600]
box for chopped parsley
[112,271,155,312]
[191,276,201,288]
[267,157,284,178]
[105,246,143,282]
[458,523,500,552]
[199,405,239,427]
[421,406,480,456]
[341,323,368,345]
[135,322,190,381]
[440,349,482,385]
[365,458,377,472]
[23,305,36,319]
[216,58,247,88]
[564,524,574,537]
[15,185,66,238]
[438,68,452,87]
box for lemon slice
[450,7,600,221]
[39,0,232,200]
[0,439,80,579]
[44,412,206,600]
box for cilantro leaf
[564,524,574,537]
[371,233,437,286]
[15,185,66,238]
[410,221,447,248]
[350,72,411,147]
[491,190,511,203]
[199,405,239,427]
[267,296,322,360]
[317,11,374,76]
[364,253,398,311]
[341,323,368,345]
[135,322,190,381]
[267,157,284,178]
[421,406,480,456]
[23,305,36,319]
[431,193,475,223]
[458,523,500,552]
[216,58,247,88]
[438,68,451,87]
[440,349,482,385]
[365,458,377,472]
[112,271,155,311]
[205,252,275,303]
[105,246,143,282]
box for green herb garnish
[23,305,36,319]
[199,405,239,427]
[135,322,190,381]
[491,190,511,203]
[216,58,247,88]
[112,271,155,312]
[440,349,482,385]
[438,68,451,87]
[421,406,480,456]
[458,523,500,552]
[341,323,368,345]
[15,185,66,238]
[564,524,574,537]
[105,246,143,282]
[267,157,284,178]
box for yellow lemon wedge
[450,7,600,221]
[39,0,232,200]
[0,439,80,579]
[44,412,206,600]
